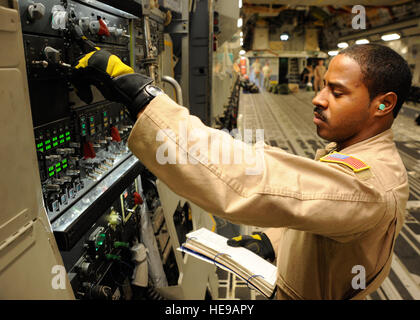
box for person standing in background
[262,61,271,90]
[239,55,249,77]
[302,63,314,89]
[251,58,262,87]
[234,54,250,78]
[314,60,327,95]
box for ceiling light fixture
[337,42,349,49]
[355,39,370,45]
[237,18,243,28]
[239,0,242,9]
[381,33,400,41]
[328,50,339,56]
[280,32,289,41]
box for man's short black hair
[338,43,412,118]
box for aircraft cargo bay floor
[215,89,420,300]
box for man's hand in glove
[71,48,162,121]
[227,232,275,262]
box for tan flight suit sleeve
[263,228,283,258]
[127,94,386,242]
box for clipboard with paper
[178,227,277,298]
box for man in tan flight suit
[73,44,411,299]
[251,58,262,87]
[262,61,271,90]
[314,59,327,95]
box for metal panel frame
[0,1,74,299]
[188,0,213,125]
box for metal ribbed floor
[216,89,420,300]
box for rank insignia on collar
[320,151,370,172]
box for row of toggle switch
[78,17,128,39]
[44,171,83,213]
[39,114,133,218]
[25,2,129,39]
[44,140,131,217]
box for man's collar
[314,129,394,160]
[339,129,394,154]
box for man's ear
[372,92,398,117]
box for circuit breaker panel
[8,0,217,300]
[13,0,188,300]
[20,0,134,223]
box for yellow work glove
[72,48,158,120]
[227,232,275,262]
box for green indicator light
[46,145,51,150]
[49,166,54,172]
[82,130,86,135]
[56,163,61,168]
[62,159,67,164]
[65,131,70,136]
[82,124,86,129]
[39,148,44,152]
[96,233,106,247]
[52,137,57,142]
[53,142,58,147]
[59,134,64,139]
[114,241,129,248]
[90,116,94,122]
[60,139,64,144]
[45,140,51,145]
[95,247,99,251]
[56,167,61,173]
[105,254,120,261]
[37,142,43,148]
[66,137,71,141]
[49,171,55,177]
[63,164,68,169]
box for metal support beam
[189,0,213,125]
[180,0,190,107]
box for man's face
[312,54,373,144]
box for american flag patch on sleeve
[320,152,370,172]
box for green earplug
[379,104,386,110]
